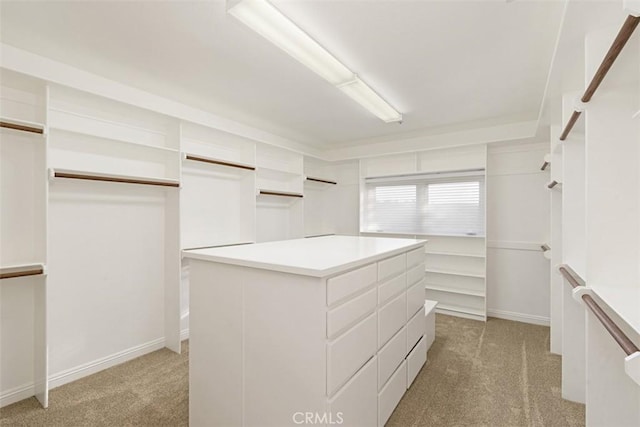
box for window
[362,170,485,236]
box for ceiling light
[227,0,402,123]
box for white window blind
[362,170,485,236]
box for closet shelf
[257,189,303,198]
[424,268,485,279]
[424,250,485,258]
[1,117,45,135]
[184,153,255,171]
[424,283,485,297]
[305,176,337,185]
[49,168,180,188]
[256,165,302,176]
[0,263,45,280]
[434,303,485,319]
[48,125,179,154]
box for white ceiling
[0,0,564,149]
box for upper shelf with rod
[559,12,639,141]
[184,153,255,171]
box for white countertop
[183,235,426,277]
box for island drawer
[378,291,407,348]
[378,326,407,391]
[378,272,406,306]
[407,306,425,353]
[377,253,405,282]
[406,262,425,288]
[327,312,377,396]
[407,336,427,388]
[407,278,426,319]
[327,287,377,339]
[406,247,424,269]
[328,356,377,427]
[327,263,377,306]
[378,360,407,427]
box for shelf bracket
[571,285,593,305]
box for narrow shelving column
[0,69,48,408]
[255,145,303,242]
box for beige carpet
[1,315,584,426]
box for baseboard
[180,328,189,341]
[488,309,550,326]
[48,337,166,390]
[0,382,35,408]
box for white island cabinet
[184,236,427,427]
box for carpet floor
[1,315,585,426]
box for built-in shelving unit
[0,70,48,408]
[423,235,487,321]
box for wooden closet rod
[547,180,559,189]
[541,244,550,252]
[558,15,640,141]
[185,154,255,171]
[559,264,639,356]
[305,177,337,185]
[52,169,180,188]
[540,161,550,171]
[0,121,44,134]
[259,190,303,198]
[582,15,640,103]
[0,264,44,280]
[559,111,582,141]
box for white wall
[486,142,551,325]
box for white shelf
[435,303,485,319]
[257,166,302,176]
[425,250,485,258]
[48,125,179,154]
[425,267,485,279]
[424,283,485,297]
[0,116,45,135]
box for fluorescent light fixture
[338,76,403,123]
[227,0,402,123]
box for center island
[184,235,428,427]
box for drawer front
[327,263,377,306]
[378,272,406,306]
[407,336,427,388]
[407,278,425,319]
[377,253,405,282]
[328,356,377,427]
[406,247,424,269]
[407,306,425,354]
[327,287,377,339]
[406,263,425,288]
[378,360,407,427]
[378,326,407,391]
[327,312,377,396]
[378,291,407,348]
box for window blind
[362,170,485,236]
